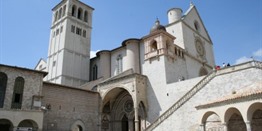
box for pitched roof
[196,81,262,109]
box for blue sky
[0,0,261,69]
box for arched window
[92,65,98,80]
[54,11,58,22]
[151,41,157,52]
[0,72,8,108]
[72,5,76,17]
[166,41,172,53]
[62,5,66,17]
[84,11,88,22]
[77,8,83,20]
[58,8,62,19]
[11,77,25,109]
[77,125,83,131]
[116,55,123,75]
[194,20,200,32]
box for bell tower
[46,0,94,87]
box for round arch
[0,119,13,131]
[150,40,158,52]
[247,102,262,121]
[200,111,223,130]
[101,87,134,105]
[247,102,262,131]
[224,107,246,131]
[18,119,38,131]
[201,111,221,124]
[71,120,85,131]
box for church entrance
[121,115,129,131]
[101,88,146,131]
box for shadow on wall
[146,80,161,124]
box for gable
[182,5,212,42]
[35,58,47,71]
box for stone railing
[216,60,262,76]
[146,60,262,131]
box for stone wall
[0,65,45,110]
[42,82,100,131]
[153,67,262,131]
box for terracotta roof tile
[196,81,262,109]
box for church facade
[0,0,261,131]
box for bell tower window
[72,5,76,17]
[54,11,58,22]
[58,8,62,19]
[84,11,88,22]
[62,5,66,17]
[151,41,158,52]
[77,8,83,20]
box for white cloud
[234,48,262,65]
[90,50,100,58]
[253,48,262,57]
[235,56,253,64]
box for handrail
[145,60,262,131]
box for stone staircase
[145,60,262,131]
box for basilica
[0,0,261,131]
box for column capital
[245,121,251,124]
[245,121,252,131]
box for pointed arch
[121,114,129,131]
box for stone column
[13,126,18,131]
[222,123,228,131]
[199,124,205,131]
[245,121,252,131]
[134,107,139,131]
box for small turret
[167,8,183,24]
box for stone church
[0,0,261,131]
